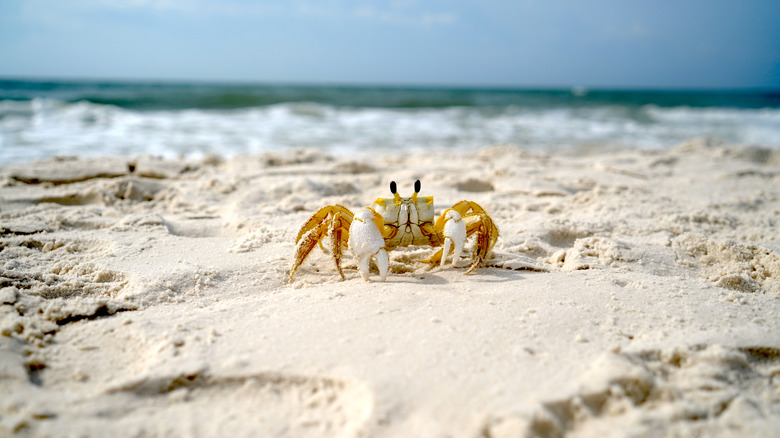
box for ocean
[1,78,779,164]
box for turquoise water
[2,79,779,163]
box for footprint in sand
[481,344,780,437]
[72,370,376,438]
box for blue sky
[1,0,778,88]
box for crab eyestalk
[389,180,421,202]
[390,181,402,203]
[411,179,420,201]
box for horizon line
[2,74,779,94]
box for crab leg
[465,210,496,274]
[328,210,355,280]
[329,212,345,279]
[289,222,328,282]
[440,200,498,244]
[453,201,499,270]
[424,200,499,272]
[294,204,353,243]
[289,205,353,282]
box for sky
[1,0,779,89]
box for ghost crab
[289,180,498,282]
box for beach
[1,137,779,437]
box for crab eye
[414,180,421,193]
[390,181,397,194]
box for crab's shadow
[470,267,535,283]
[385,266,531,285]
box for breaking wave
[1,80,779,163]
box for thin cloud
[353,6,457,26]
[27,0,456,26]
[22,0,287,20]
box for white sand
[1,138,779,437]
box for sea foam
[2,95,779,163]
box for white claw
[441,239,452,267]
[356,253,371,280]
[375,248,388,281]
[441,209,466,267]
[348,208,387,281]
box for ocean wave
[3,79,780,111]
[2,98,780,163]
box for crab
[289,180,499,282]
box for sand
[1,138,779,437]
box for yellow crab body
[289,180,498,282]
[371,194,436,248]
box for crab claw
[440,209,466,267]
[348,208,388,281]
